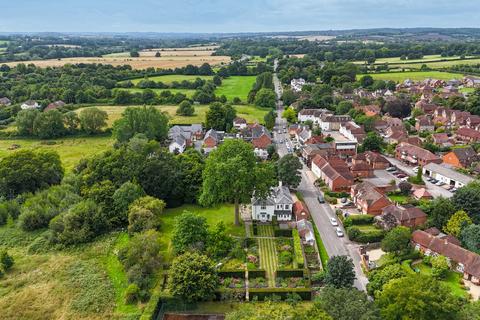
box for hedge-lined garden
[343,214,385,243]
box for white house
[20,100,40,110]
[423,163,474,188]
[298,108,332,124]
[233,117,247,130]
[319,114,351,131]
[291,78,306,92]
[251,183,294,222]
[168,135,187,154]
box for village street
[273,60,368,291]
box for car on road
[317,195,325,203]
[330,217,338,226]
[336,227,344,237]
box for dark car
[317,195,325,203]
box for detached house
[412,230,480,285]
[351,181,392,215]
[443,147,478,168]
[203,129,222,150]
[0,97,11,106]
[251,183,294,222]
[233,117,247,130]
[44,100,66,111]
[168,125,201,154]
[456,127,480,143]
[376,204,427,230]
[319,114,351,131]
[20,100,40,110]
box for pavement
[384,156,453,198]
[272,60,368,291]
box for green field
[357,71,465,82]
[128,74,213,85]
[116,87,196,98]
[215,76,256,102]
[0,135,113,171]
[77,104,270,126]
[257,224,278,287]
[159,204,243,262]
[390,58,480,70]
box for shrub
[347,227,384,243]
[125,283,141,304]
[248,287,312,301]
[279,251,293,266]
[292,230,304,268]
[0,204,8,226]
[343,215,374,227]
[0,250,14,271]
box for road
[272,60,368,291]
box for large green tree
[113,106,169,143]
[205,102,236,131]
[444,210,472,237]
[168,251,219,303]
[380,226,412,255]
[172,211,209,254]
[422,197,456,229]
[0,149,64,198]
[277,154,302,188]
[460,224,480,254]
[263,110,276,130]
[325,255,356,288]
[255,88,276,109]
[33,109,65,139]
[367,263,407,297]
[377,275,463,320]
[199,139,276,225]
[79,107,108,134]
[16,109,40,135]
[452,181,480,224]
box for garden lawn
[388,194,410,204]
[127,74,213,85]
[356,71,465,82]
[215,76,256,102]
[77,104,269,126]
[257,224,278,287]
[412,262,468,298]
[0,135,113,172]
[159,204,244,262]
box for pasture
[0,135,113,171]
[76,104,270,126]
[356,71,465,82]
[127,74,213,85]
[215,76,257,102]
[115,87,196,98]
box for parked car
[397,174,407,178]
[317,195,325,203]
[425,176,432,181]
[451,188,458,193]
[330,217,338,226]
[436,181,445,186]
[336,227,344,237]
[386,167,397,172]
[340,197,347,204]
[430,179,438,184]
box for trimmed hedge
[276,269,305,278]
[249,287,312,301]
[219,270,246,279]
[292,229,304,268]
[274,228,293,237]
[248,269,266,278]
[347,227,385,243]
[343,215,374,227]
[252,223,258,236]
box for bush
[343,215,374,228]
[248,287,312,301]
[279,251,293,266]
[218,270,246,279]
[0,204,8,226]
[325,195,337,204]
[125,283,141,304]
[347,227,385,243]
[274,228,293,237]
[0,250,14,271]
[248,270,266,278]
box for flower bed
[275,277,307,288]
[246,241,260,270]
[304,243,321,270]
[220,277,246,289]
[248,276,268,288]
[276,238,294,268]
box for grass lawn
[357,225,381,232]
[0,135,113,172]
[159,204,244,262]
[460,87,476,94]
[388,194,410,204]
[257,224,278,287]
[411,262,468,298]
[127,74,213,85]
[77,104,269,127]
[357,71,465,82]
[215,76,256,102]
[116,87,196,98]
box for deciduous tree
[325,255,356,288]
[444,210,472,237]
[277,154,302,188]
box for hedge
[276,269,305,278]
[347,227,385,243]
[274,228,293,237]
[248,269,266,278]
[252,223,258,236]
[343,215,374,227]
[292,229,304,268]
[219,270,246,279]
[249,287,312,301]
[313,222,328,269]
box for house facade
[395,142,442,166]
[351,181,392,215]
[251,183,294,222]
[312,155,354,192]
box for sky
[0,0,479,33]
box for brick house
[456,127,480,143]
[293,201,310,221]
[203,129,221,149]
[395,142,442,166]
[351,181,392,215]
[312,155,354,192]
[442,147,479,168]
[412,230,480,285]
[415,115,434,132]
[377,204,427,229]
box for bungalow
[0,97,11,106]
[20,100,40,110]
[456,127,480,143]
[412,230,480,285]
[293,201,310,221]
[423,163,474,188]
[351,181,392,215]
[442,147,478,168]
[311,155,354,192]
[251,183,294,222]
[319,114,351,131]
[233,117,247,130]
[415,115,434,132]
[297,219,315,245]
[44,100,66,111]
[376,204,427,230]
[395,142,442,166]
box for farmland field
[103,46,219,58]
[76,104,270,126]
[215,76,256,102]
[4,55,230,70]
[389,58,480,69]
[115,87,196,98]
[373,55,468,64]
[127,74,213,85]
[0,135,113,171]
[356,71,465,82]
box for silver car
[336,227,344,237]
[330,217,338,226]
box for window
[261,205,266,210]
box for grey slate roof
[424,163,474,185]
